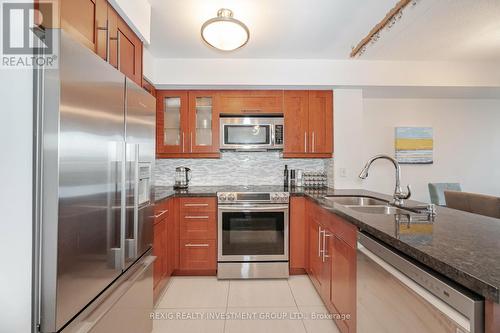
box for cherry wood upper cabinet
[59,0,144,86]
[108,6,143,86]
[308,90,333,155]
[188,91,220,154]
[284,90,333,158]
[156,91,189,156]
[284,91,309,155]
[142,78,156,97]
[156,91,220,158]
[60,0,108,59]
[218,91,283,114]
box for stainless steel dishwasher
[357,233,484,333]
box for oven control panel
[269,192,290,203]
[217,192,289,204]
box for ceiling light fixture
[201,8,249,51]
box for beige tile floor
[153,275,340,333]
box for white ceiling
[356,0,500,61]
[147,0,500,62]
[148,0,398,59]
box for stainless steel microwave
[220,116,284,151]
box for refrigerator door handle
[119,140,127,270]
[107,141,124,271]
[124,144,139,263]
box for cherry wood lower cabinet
[177,197,217,275]
[486,300,500,333]
[153,196,217,297]
[307,202,331,299]
[306,199,357,333]
[153,217,166,288]
[329,234,357,333]
[179,239,217,271]
[290,197,307,274]
[153,198,174,302]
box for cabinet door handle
[154,210,169,219]
[312,132,315,153]
[304,132,307,153]
[318,226,323,257]
[241,109,261,113]
[184,216,209,219]
[184,203,209,207]
[190,132,193,152]
[182,132,185,153]
[185,243,209,247]
[322,232,332,262]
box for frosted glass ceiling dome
[201,9,250,51]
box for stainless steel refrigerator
[34,32,156,333]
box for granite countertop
[154,185,500,303]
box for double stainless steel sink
[324,196,413,215]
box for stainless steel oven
[220,116,284,151]
[217,192,289,279]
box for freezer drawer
[62,253,155,333]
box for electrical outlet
[339,168,347,178]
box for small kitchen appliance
[220,116,284,151]
[174,167,192,189]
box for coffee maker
[174,167,192,189]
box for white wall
[142,46,155,81]
[360,98,500,202]
[151,58,500,88]
[333,89,365,189]
[0,68,33,332]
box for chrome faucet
[359,154,411,206]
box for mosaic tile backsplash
[155,152,334,187]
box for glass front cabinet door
[157,91,188,155]
[187,91,219,154]
[156,91,219,157]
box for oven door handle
[218,205,289,212]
